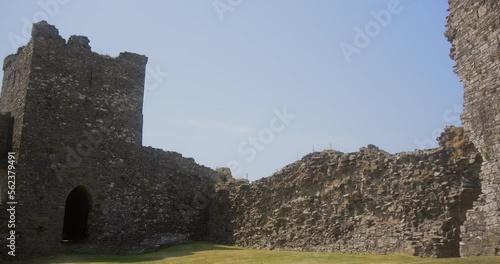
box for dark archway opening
[62,186,92,241]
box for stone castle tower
[0,21,221,257]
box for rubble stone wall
[213,127,482,257]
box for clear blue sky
[0,0,462,181]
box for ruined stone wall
[0,142,221,257]
[0,1,497,257]
[0,22,222,258]
[64,145,221,255]
[214,127,482,257]
[446,0,500,256]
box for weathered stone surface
[213,127,482,257]
[446,0,500,257]
[0,21,224,258]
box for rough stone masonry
[446,0,500,257]
[212,127,483,258]
[0,21,225,257]
[0,0,498,259]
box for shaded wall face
[1,23,149,256]
[0,44,32,154]
[0,22,223,258]
[0,22,225,258]
[446,0,500,256]
[0,37,35,258]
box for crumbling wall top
[29,21,148,64]
[67,35,91,50]
[32,20,64,40]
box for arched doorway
[62,186,92,241]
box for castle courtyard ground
[12,242,500,264]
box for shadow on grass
[16,242,241,264]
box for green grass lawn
[13,242,500,264]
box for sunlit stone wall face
[446,0,500,257]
